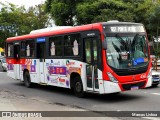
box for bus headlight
[107,72,118,83]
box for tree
[45,0,135,26]
[0,2,51,48]
[148,5,160,38]
[149,5,160,71]
[45,0,84,26]
[76,0,134,25]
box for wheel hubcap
[75,82,81,92]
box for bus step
[86,90,99,94]
[39,83,47,86]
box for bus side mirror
[102,41,107,50]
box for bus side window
[26,40,35,58]
[49,36,63,56]
[64,33,80,57]
[26,44,30,57]
[21,41,26,57]
[7,44,14,57]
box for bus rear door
[13,42,20,79]
[36,38,46,84]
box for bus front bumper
[101,77,152,94]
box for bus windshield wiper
[133,33,139,42]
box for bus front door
[37,42,46,83]
[13,43,20,80]
[84,38,99,92]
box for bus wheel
[23,71,32,88]
[73,76,85,98]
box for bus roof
[6,21,143,42]
[30,26,73,34]
[6,23,102,42]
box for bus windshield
[105,34,149,69]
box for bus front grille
[122,81,146,91]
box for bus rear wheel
[23,71,32,88]
[73,76,85,98]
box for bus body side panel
[40,58,103,93]
[7,58,19,79]
[19,59,40,83]
[80,62,87,91]
[15,64,20,80]
[97,69,105,94]
[7,64,15,79]
[45,59,84,89]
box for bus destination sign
[105,25,145,33]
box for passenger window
[25,40,35,57]
[64,34,80,56]
[49,36,63,56]
[7,43,14,57]
[21,41,26,57]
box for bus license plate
[131,86,139,90]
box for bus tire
[2,67,5,72]
[73,76,85,98]
[23,71,32,88]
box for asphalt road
[0,68,160,120]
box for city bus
[5,21,152,97]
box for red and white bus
[5,21,152,97]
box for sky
[1,0,46,8]
[0,0,56,27]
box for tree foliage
[148,5,160,37]
[76,0,134,25]
[45,0,135,25]
[45,0,160,26]
[0,2,51,47]
[45,0,84,26]
[45,0,160,32]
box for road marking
[151,93,160,95]
[142,117,160,120]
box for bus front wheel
[73,76,85,98]
[23,71,32,88]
